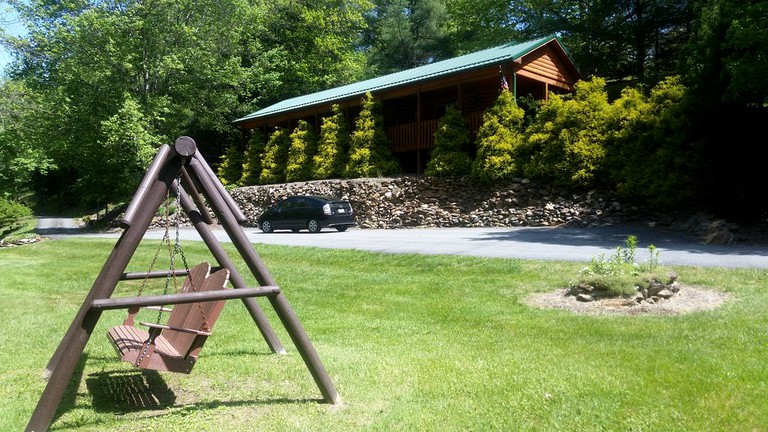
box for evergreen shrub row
[222,77,694,211]
[431,76,694,210]
[219,92,398,187]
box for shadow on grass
[86,370,177,413]
[47,351,320,429]
[76,367,322,427]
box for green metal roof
[233,35,564,125]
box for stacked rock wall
[230,176,632,229]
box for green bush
[425,104,472,177]
[0,198,33,231]
[346,92,399,178]
[604,76,696,209]
[313,104,349,179]
[519,77,611,188]
[285,120,316,183]
[472,90,525,183]
[217,143,244,186]
[239,131,266,186]
[259,127,291,184]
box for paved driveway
[73,222,768,269]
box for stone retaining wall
[230,176,633,229]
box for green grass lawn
[1,238,767,431]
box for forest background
[0,0,766,222]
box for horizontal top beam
[90,286,281,310]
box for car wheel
[260,220,273,233]
[307,219,321,233]
[336,226,348,232]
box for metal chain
[173,174,212,332]
[137,174,212,355]
[154,175,186,323]
[135,331,158,367]
[137,190,172,298]
[132,174,216,367]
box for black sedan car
[257,195,356,233]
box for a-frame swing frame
[26,136,339,432]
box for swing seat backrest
[162,263,230,358]
[107,261,230,373]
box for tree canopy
[0,0,765,219]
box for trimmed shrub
[217,143,244,186]
[425,104,472,177]
[346,92,399,178]
[259,127,291,184]
[519,77,611,188]
[239,130,266,186]
[472,90,526,183]
[604,76,696,209]
[285,120,317,183]
[313,104,350,179]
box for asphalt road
[45,217,768,269]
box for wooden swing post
[27,146,182,432]
[187,154,340,404]
[27,136,339,432]
[171,178,288,354]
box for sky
[1,5,24,76]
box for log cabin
[232,35,580,174]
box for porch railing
[386,112,483,153]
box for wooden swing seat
[107,262,229,374]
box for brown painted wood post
[26,149,183,432]
[187,154,340,404]
[41,144,174,376]
[173,180,287,354]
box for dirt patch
[0,235,43,248]
[525,285,729,316]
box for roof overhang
[233,35,579,129]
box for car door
[294,198,314,227]
[271,197,298,229]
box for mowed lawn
[1,238,767,431]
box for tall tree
[364,0,451,74]
[445,0,524,53]
[0,80,54,199]
[4,0,259,205]
[85,94,160,205]
[239,131,266,186]
[218,143,245,186]
[255,0,371,101]
[682,0,768,219]
[685,0,768,107]
[514,0,694,82]
[259,127,291,185]
[313,104,350,179]
[425,103,472,177]
[285,120,316,182]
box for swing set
[26,137,339,432]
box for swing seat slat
[108,325,183,359]
[106,262,230,374]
